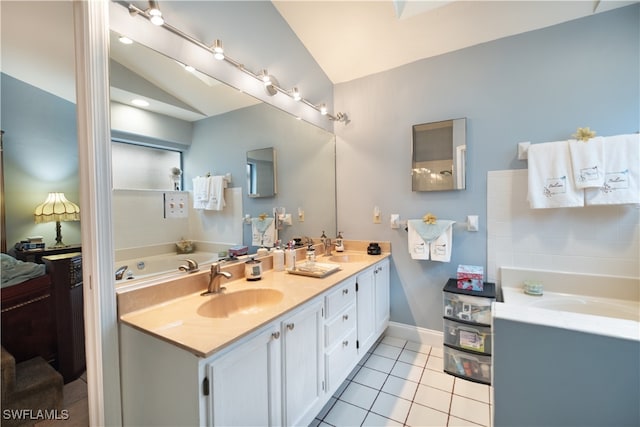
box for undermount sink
[197,288,284,318]
[327,254,369,263]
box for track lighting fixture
[147,0,164,26]
[124,1,349,123]
[212,39,224,60]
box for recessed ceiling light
[132,99,149,107]
[119,35,133,45]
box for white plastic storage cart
[442,278,495,385]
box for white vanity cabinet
[207,323,282,426]
[356,258,390,354]
[118,256,391,427]
[282,300,324,426]
[323,277,358,394]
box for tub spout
[179,259,199,273]
[115,265,128,281]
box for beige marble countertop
[118,247,390,358]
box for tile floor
[311,336,492,427]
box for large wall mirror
[108,23,336,254]
[412,118,466,192]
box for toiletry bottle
[285,241,296,270]
[306,244,316,264]
[335,231,344,252]
[257,246,269,257]
[273,242,285,272]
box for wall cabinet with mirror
[412,118,466,192]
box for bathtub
[493,267,640,427]
[114,251,219,284]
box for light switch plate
[390,214,400,229]
[164,192,188,219]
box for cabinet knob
[342,340,349,347]
[342,314,349,321]
[287,323,295,331]
[342,288,349,295]
[272,331,280,340]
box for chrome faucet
[202,263,232,296]
[115,265,128,280]
[179,259,199,273]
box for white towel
[192,176,209,210]
[569,137,605,189]
[430,223,453,263]
[251,218,276,247]
[585,134,640,206]
[205,176,226,211]
[193,176,227,211]
[407,220,429,260]
[527,141,584,209]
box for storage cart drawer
[443,318,491,355]
[443,345,491,385]
[443,292,492,325]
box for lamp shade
[34,193,80,224]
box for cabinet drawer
[325,329,357,392]
[325,278,356,319]
[443,292,492,325]
[325,304,356,348]
[443,318,491,355]
[443,345,491,385]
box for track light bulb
[292,87,301,101]
[320,104,327,115]
[260,69,271,85]
[212,39,224,60]
[147,1,164,25]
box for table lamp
[34,192,80,248]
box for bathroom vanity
[117,250,389,426]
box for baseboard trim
[385,322,443,348]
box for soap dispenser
[335,232,344,252]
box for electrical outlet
[373,206,381,224]
[164,192,188,219]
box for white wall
[487,170,639,282]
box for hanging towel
[205,175,226,211]
[407,220,429,260]
[192,176,209,210]
[527,141,584,209]
[585,134,640,206]
[568,137,605,189]
[407,219,455,261]
[430,223,454,263]
[251,217,275,247]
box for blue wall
[334,5,639,330]
[1,73,81,248]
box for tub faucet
[202,263,232,296]
[179,259,199,273]
[115,265,128,281]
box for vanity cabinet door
[374,259,390,335]
[356,266,376,354]
[282,300,324,427]
[207,323,282,427]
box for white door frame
[73,0,122,424]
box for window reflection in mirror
[247,147,276,198]
[112,142,182,190]
[412,118,466,191]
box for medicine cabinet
[412,118,466,191]
[247,147,277,198]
